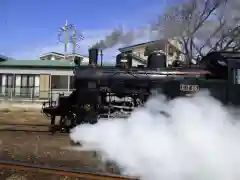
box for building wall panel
[39,74,50,99]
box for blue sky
[0,0,175,60]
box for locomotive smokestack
[88,48,98,65]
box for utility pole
[72,27,77,54]
[63,20,68,59]
[58,21,84,59]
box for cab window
[233,69,240,84]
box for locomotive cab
[199,51,240,80]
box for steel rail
[0,124,67,135]
[0,160,137,180]
[0,129,68,136]
[0,129,54,133]
[0,123,48,126]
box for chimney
[88,48,98,65]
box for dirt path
[0,111,110,179]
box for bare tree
[151,0,240,65]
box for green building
[0,56,75,101]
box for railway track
[0,123,48,126]
[0,160,137,180]
[0,124,50,133]
[0,123,66,135]
[0,123,45,131]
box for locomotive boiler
[42,49,240,134]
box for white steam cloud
[70,91,240,180]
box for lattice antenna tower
[58,20,84,57]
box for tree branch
[190,0,226,37]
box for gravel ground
[0,110,49,125]
[0,111,108,180]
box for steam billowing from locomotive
[69,50,240,180]
[70,92,240,180]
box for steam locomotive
[42,49,240,134]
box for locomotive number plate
[180,84,199,92]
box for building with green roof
[0,57,79,101]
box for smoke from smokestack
[89,23,174,52]
[90,26,148,50]
[70,91,240,180]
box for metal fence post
[30,89,33,102]
[10,88,12,101]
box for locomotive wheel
[59,114,76,133]
[68,112,77,128]
[48,125,60,135]
[60,127,68,133]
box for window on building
[0,74,13,96]
[34,76,40,97]
[20,75,31,97]
[18,75,39,97]
[70,76,75,90]
[0,74,39,98]
[125,50,133,54]
[168,45,175,56]
[0,75,2,87]
[21,75,27,96]
[15,75,21,96]
[6,75,13,87]
[0,74,4,95]
[4,74,13,95]
[144,47,150,56]
[51,75,68,89]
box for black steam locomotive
[42,49,240,134]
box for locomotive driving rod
[0,160,137,180]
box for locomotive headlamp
[84,104,91,111]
